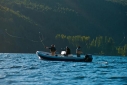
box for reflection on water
[0,53,127,85]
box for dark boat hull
[36,51,93,62]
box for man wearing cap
[76,46,82,57]
[46,44,56,56]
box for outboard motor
[84,54,93,62]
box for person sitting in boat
[76,46,82,57]
[46,44,56,56]
[64,46,71,56]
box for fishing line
[119,32,125,45]
[5,29,40,43]
[5,29,24,39]
[5,29,46,48]
[39,32,46,48]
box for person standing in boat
[76,46,82,57]
[64,46,71,56]
[46,44,56,56]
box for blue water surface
[0,53,127,85]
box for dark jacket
[49,47,56,52]
[66,47,71,55]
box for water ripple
[73,76,86,80]
[0,53,127,85]
[0,74,6,79]
[109,76,127,80]
[9,65,22,69]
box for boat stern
[84,54,93,62]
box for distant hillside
[107,0,127,5]
[0,0,127,54]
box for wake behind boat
[36,51,93,62]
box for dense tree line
[117,44,127,56]
[0,0,127,53]
[56,34,127,56]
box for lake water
[0,53,127,85]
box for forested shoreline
[0,0,127,56]
[55,34,127,56]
